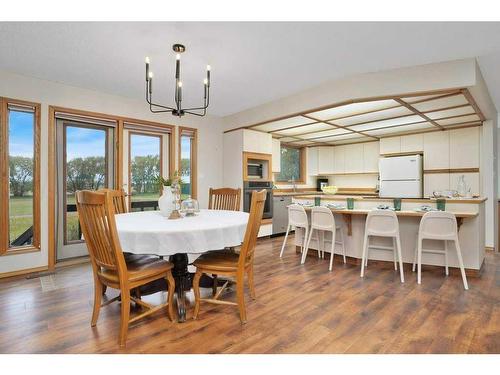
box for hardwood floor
[0,234,499,353]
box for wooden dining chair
[76,190,176,347]
[208,187,242,211]
[193,189,266,323]
[98,188,128,214]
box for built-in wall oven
[243,181,273,219]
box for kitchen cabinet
[424,174,450,197]
[333,145,345,174]
[307,147,319,176]
[272,138,281,173]
[363,142,379,173]
[401,134,423,153]
[449,127,480,169]
[318,146,335,174]
[242,129,273,154]
[344,143,364,173]
[423,131,449,170]
[380,137,401,155]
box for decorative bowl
[321,185,338,195]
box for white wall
[0,69,224,274]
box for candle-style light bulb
[176,54,181,61]
[148,72,153,94]
[145,57,150,81]
[203,78,208,85]
[145,56,150,64]
[206,65,211,71]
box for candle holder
[168,180,182,220]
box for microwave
[247,162,263,179]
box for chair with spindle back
[208,187,241,211]
[98,188,128,214]
[192,189,266,323]
[76,190,176,347]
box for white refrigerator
[379,155,423,198]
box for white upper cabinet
[333,145,345,174]
[317,146,335,175]
[242,129,273,154]
[307,147,319,176]
[271,138,281,173]
[400,134,424,153]
[363,142,379,173]
[380,137,401,155]
[423,131,449,170]
[449,127,480,169]
[344,143,364,173]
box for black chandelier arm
[182,88,210,112]
[146,82,177,111]
[183,108,207,117]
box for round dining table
[114,209,249,322]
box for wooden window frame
[127,130,164,210]
[0,97,41,255]
[178,126,198,199]
[274,144,307,185]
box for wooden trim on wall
[0,98,41,256]
[0,265,49,280]
[48,106,56,270]
[178,126,198,199]
[424,168,480,174]
[242,151,273,182]
[0,98,7,254]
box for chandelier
[145,43,210,117]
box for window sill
[2,245,41,256]
[274,181,307,186]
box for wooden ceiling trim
[394,98,444,130]
[224,88,463,134]
[402,90,463,104]
[461,88,486,121]
[303,114,379,140]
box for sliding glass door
[56,120,115,261]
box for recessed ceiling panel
[435,114,481,126]
[400,93,453,103]
[273,122,333,136]
[297,128,353,140]
[412,94,469,112]
[348,115,424,132]
[426,105,475,120]
[317,133,368,142]
[306,99,399,121]
[333,106,414,127]
[276,137,298,143]
[365,122,435,136]
[252,116,314,132]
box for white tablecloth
[114,209,249,256]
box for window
[124,121,173,212]
[276,145,306,183]
[0,98,41,254]
[178,127,197,199]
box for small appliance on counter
[316,178,329,192]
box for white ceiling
[1,22,500,117]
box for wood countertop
[293,195,487,204]
[299,206,479,218]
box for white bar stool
[412,211,468,290]
[302,206,346,271]
[279,204,309,258]
[360,210,404,283]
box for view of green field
[9,196,34,244]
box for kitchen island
[292,195,486,274]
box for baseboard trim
[0,266,49,280]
